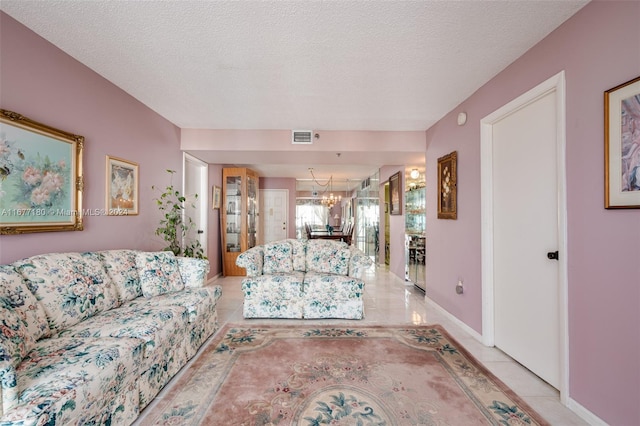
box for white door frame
[480,71,569,402]
[183,153,208,257]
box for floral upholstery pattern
[1,250,221,425]
[286,238,307,271]
[242,272,305,318]
[13,253,120,334]
[236,239,370,319]
[0,265,49,341]
[263,241,294,274]
[236,246,264,277]
[98,250,142,303]
[302,272,365,319]
[1,336,143,425]
[136,251,184,298]
[176,256,210,287]
[305,240,351,275]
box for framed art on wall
[212,185,221,209]
[389,171,402,215]
[0,109,84,234]
[605,75,640,209]
[437,151,457,219]
[106,155,138,215]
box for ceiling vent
[292,130,313,144]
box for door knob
[197,230,204,234]
[547,251,559,260]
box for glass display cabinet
[221,167,259,276]
[405,186,426,291]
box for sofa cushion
[13,253,120,334]
[262,241,293,274]
[1,336,143,424]
[99,249,142,303]
[241,272,305,319]
[302,272,365,319]
[0,265,49,341]
[136,251,184,298]
[305,240,351,275]
[57,303,188,363]
[286,238,307,271]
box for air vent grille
[292,130,313,144]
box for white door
[183,154,208,257]
[481,72,568,393]
[259,189,288,244]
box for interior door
[183,154,208,257]
[259,189,288,244]
[490,86,562,389]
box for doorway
[259,189,288,244]
[481,71,568,397]
[183,154,208,257]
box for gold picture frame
[106,156,138,215]
[437,151,457,219]
[389,171,402,215]
[212,185,221,209]
[605,75,640,209]
[0,109,84,234]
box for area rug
[138,324,549,425]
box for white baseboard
[424,296,483,342]
[206,273,222,285]
[566,398,609,426]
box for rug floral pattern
[138,325,549,426]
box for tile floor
[212,264,589,426]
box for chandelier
[321,191,341,208]
[309,168,342,209]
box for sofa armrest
[236,246,264,277]
[0,363,19,417]
[348,246,373,279]
[177,257,210,287]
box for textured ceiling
[0,0,588,183]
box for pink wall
[0,13,183,264]
[425,2,639,424]
[259,177,297,239]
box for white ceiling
[0,0,588,186]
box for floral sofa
[0,249,221,426]
[236,239,373,319]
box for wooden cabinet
[221,167,259,276]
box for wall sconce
[410,169,420,179]
[457,112,467,126]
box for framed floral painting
[0,109,84,234]
[605,75,640,209]
[437,151,457,219]
[106,156,138,215]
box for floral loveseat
[0,250,221,426]
[236,239,372,319]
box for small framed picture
[437,151,457,219]
[105,155,138,215]
[605,75,640,209]
[389,171,402,215]
[212,185,221,209]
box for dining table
[309,230,352,244]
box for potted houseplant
[153,169,206,259]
